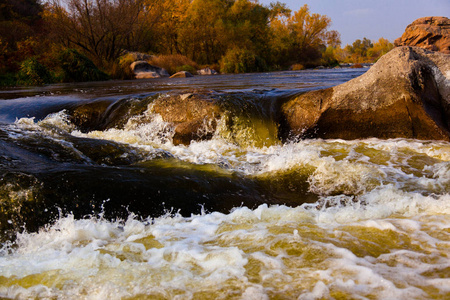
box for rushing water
[1,69,449,299]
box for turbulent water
[1,69,449,299]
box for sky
[259,0,450,46]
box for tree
[46,0,158,66]
[367,37,393,61]
[149,0,190,55]
[0,0,44,72]
[176,0,230,64]
[269,4,332,67]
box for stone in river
[279,46,450,141]
[170,71,194,78]
[130,61,170,78]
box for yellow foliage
[148,54,198,75]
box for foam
[1,191,449,299]
[3,112,450,299]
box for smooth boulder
[197,67,218,75]
[130,61,170,79]
[279,46,450,141]
[170,71,194,78]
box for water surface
[1,68,449,299]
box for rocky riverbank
[111,46,450,144]
[279,46,450,141]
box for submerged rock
[130,61,170,79]
[169,71,194,78]
[395,16,450,54]
[279,46,450,141]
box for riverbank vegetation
[1,0,394,86]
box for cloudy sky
[259,0,450,45]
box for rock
[150,93,223,145]
[395,17,450,54]
[279,46,450,141]
[350,63,364,68]
[197,67,218,75]
[68,100,113,132]
[169,71,194,78]
[130,61,170,79]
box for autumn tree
[148,0,189,55]
[46,0,161,66]
[367,37,394,61]
[269,4,333,67]
[0,0,44,72]
[176,0,230,64]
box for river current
[0,69,449,299]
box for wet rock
[197,67,218,75]
[68,100,112,131]
[395,17,450,54]
[279,46,450,141]
[169,71,194,78]
[151,93,223,145]
[130,61,170,79]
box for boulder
[150,93,223,145]
[169,71,194,78]
[279,46,450,141]
[197,67,218,75]
[395,17,450,54]
[130,61,170,79]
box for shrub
[107,53,136,80]
[175,64,197,74]
[0,73,18,87]
[58,49,109,82]
[148,54,198,75]
[219,48,267,74]
[17,58,54,86]
[290,64,305,71]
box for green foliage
[0,0,398,85]
[107,53,136,80]
[17,58,54,86]
[220,48,267,73]
[58,49,109,82]
[339,37,394,64]
[321,46,339,67]
[176,64,197,74]
[0,73,17,87]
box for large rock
[279,46,450,141]
[395,17,450,54]
[151,93,223,145]
[169,71,194,78]
[197,67,218,75]
[130,61,170,79]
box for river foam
[2,108,450,299]
[1,193,449,299]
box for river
[0,69,449,299]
